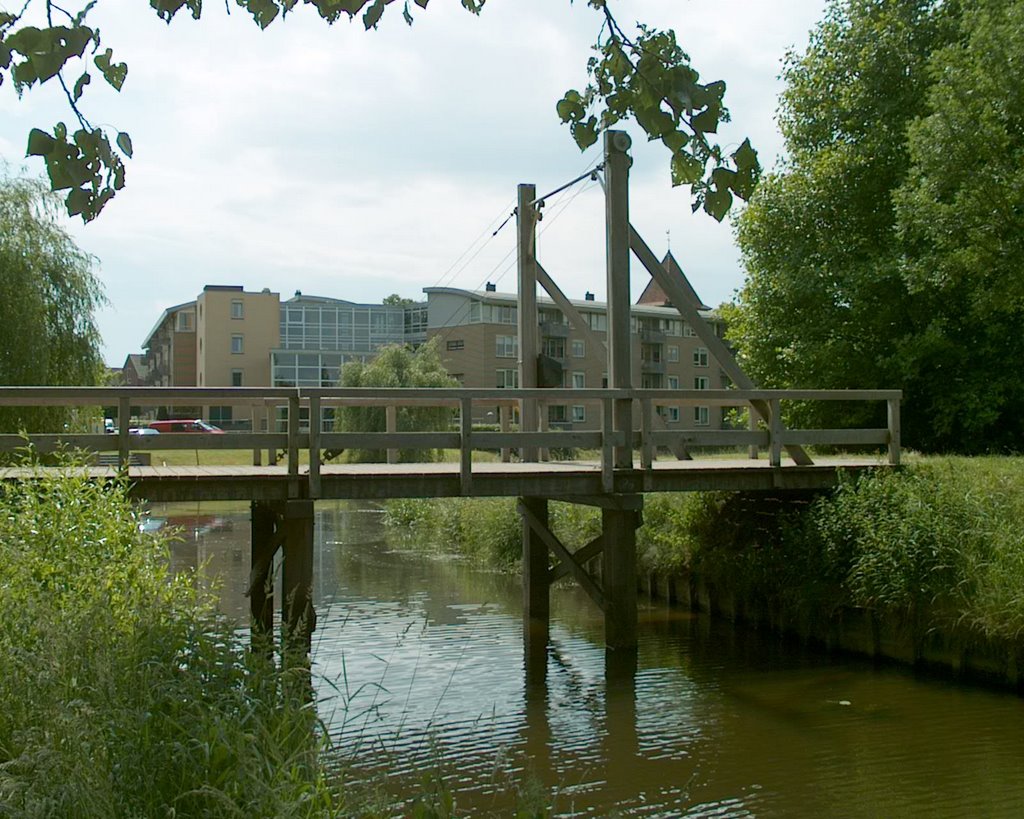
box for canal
[153,500,1024,817]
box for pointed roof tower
[636,251,710,311]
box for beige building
[142,301,198,388]
[425,253,730,430]
[196,286,280,389]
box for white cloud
[0,0,827,364]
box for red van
[147,419,225,434]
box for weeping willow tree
[334,338,458,463]
[0,172,106,433]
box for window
[231,334,244,354]
[175,311,194,332]
[665,319,682,337]
[694,347,709,367]
[667,407,680,422]
[571,371,585,389]
[495,335,518,358]
[667,345,679,362]
[667,375,679,390]
[694,376,709,390]
[694,406,710,426]
[584,312,607,332]
[231,300,244,320]
[231,369,243,387]
[572,405,586,423]
[684,322,697,337]
[542,337,565,359]
[548,405,567,423]
[446,339,464,351]
[571,339,585,358]
[496,368,519,388]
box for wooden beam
[549,534,605,583]
[517,183,540,461]
[605,131,634,469]
[536,262,607,356]
[629,226,814,466]
[519,501,607,612]
[521,496,550,660]
[549,494,644,511]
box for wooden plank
[460,397,473,495]
[605,131,633,469]
[646,430,769,448]
[319,432,461,449]
[888,398,901,466]
[517,183,540,462]
[779,429,889,446]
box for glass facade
[271,297,424,388]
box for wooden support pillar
[521,496,549,681]
[602,504,639,650]
[517,183,540,462]
[281,499,316,657]
[604,130,633,469]
[386,404,399,464]
[249,501,278,653]
[499,405,511,463]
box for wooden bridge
[0,131,903,662]
[0,383,900,657]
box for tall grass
[0,468,340,816]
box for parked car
[147,419,225,434]
[129,427,160,436]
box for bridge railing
[0,387,900,492]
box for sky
[0,0,828,366]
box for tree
[0,170,106,432]
[333,338,457,462]
[0,1,759,222]
[382,293,415,306]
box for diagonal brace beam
[518,501,607,612]
[629,226,813,466]
[549,533,605,583]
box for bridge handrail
[0,386,902,492]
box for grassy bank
[383,457,1024,651]
[0,469,339,816]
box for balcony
[640,328,666,343]
[540,321,571,338]
[641,359,665,374]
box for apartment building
[425,253,728,430]
[135,254,728,431]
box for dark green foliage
[0,172,105,432]
[334,338,457,463]
[731,0,1024,453]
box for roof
[423,286,716,320]
[635,251,711,311]
[124,353,149,377]
[142,300,196,349]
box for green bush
[0,470,339,816]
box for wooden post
[640,397,654,470]
[499,405,511,463]
[117,395,130,468]
[517,183,540,462]
[601,397,614,493]
[252,405,261,466]
[281,499,315,658]
[602,504,638,650]
[888,396,901,466]
[287,395,300,477]
[308,393,321,499]
[604,131,633,469]
[460,396,473,495]
[386,404,399,464]
[748,403,760,460]
[521,496,550,673]
[769,398,783,468]
[249,501,278,654]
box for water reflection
[150,501,1024,817]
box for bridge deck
[0,457,886,503]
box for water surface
[154,501,1024,816]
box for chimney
[485,282,497,292]
[584,291,595,301]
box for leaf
[65,187,91,217]
[556,93,584,123]
[94,48,127,90]
[26,128,55,156]
[570,116,599,151]
[363,0,385,28]
[72,72,90,102]
[670,151,703,186]
[661,130,689,153]
[703,186,732,221]
[691,101,720,134]
[116,131,133,158]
